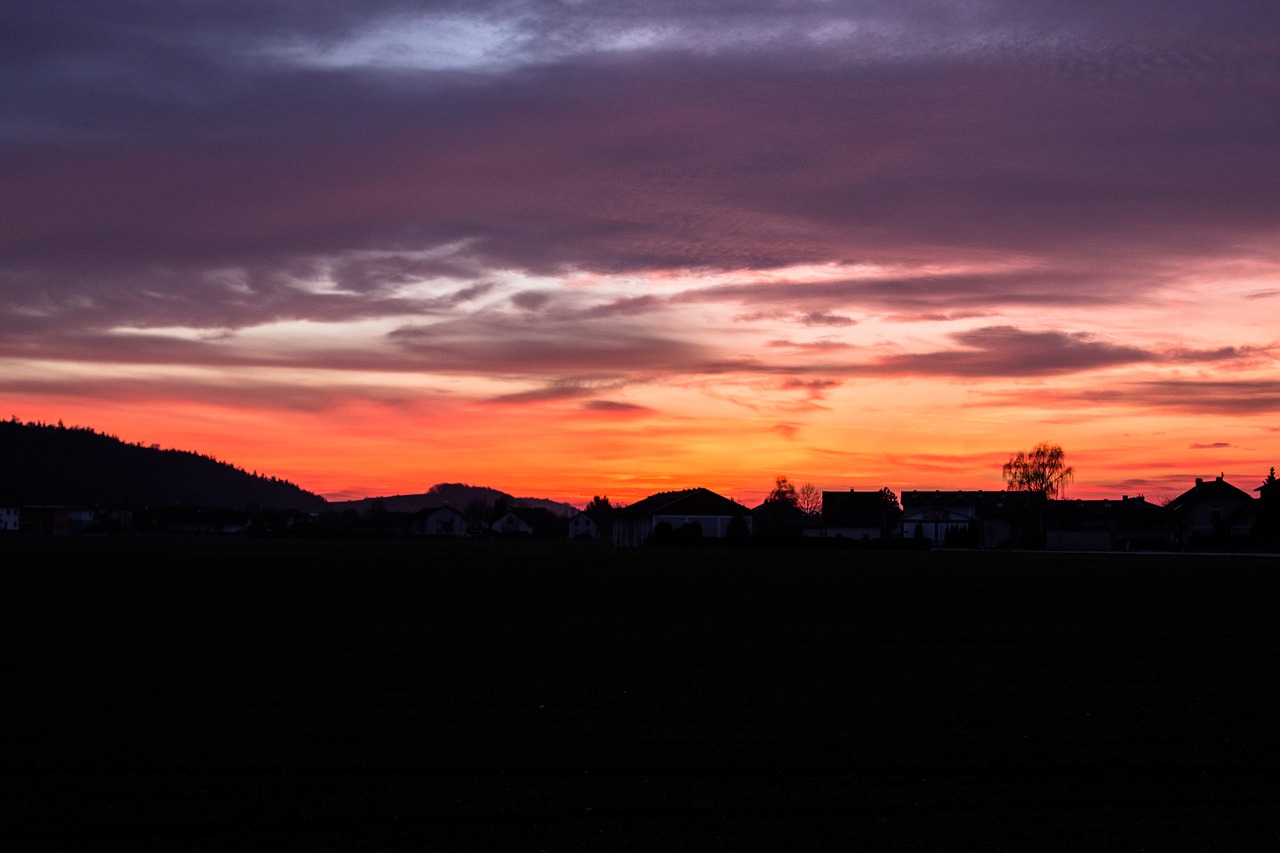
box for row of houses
[566,473,1276,551]
[0,502,567,539]
[4,473,1275,551]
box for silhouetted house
[154,506,249,535]
[493,507,567,539]
[361,509,414,536]
[821,489,898,540]
[899,490,1042,549]
[19,505,96,535]
[102,508,134,532]
[1043,496,1168,551]
[0,507,18,532]
[1166,475,1255,548]
[411,506,467,537]
[568,511,604,540]
[750,499,815,541]
[493,510,533,536]
[612,488,752,547]
[239,508,306,537]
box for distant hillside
[329,482,580,516]
[0,419,326,511]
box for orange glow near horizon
[5,269,1276,510]
[5,253,1278,508]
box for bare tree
[1002,442,1074,499]
[797,482,822,517]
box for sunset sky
[3,1,1277,507]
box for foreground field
[4,538,1279,849]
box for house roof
[900,489,1042,517]
[1044,496,1166,531]
[413,505,464,518]
[1166,476,1254,512]
[751,499,810,521]
[821,490,894,526]
[619,487,750,518]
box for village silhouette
[3,420,1278,552]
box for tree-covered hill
[328,482,579,517]
[0,419,326,511]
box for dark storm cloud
[2,1,1278,363]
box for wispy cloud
[867,327,1152,378]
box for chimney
[1195,478,1203,487]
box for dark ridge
[328,482,580,516]
[0,418,326,511]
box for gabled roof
[901,489,1042,517]
[751,499,810,521]
[822,490,894,526]
[500,506,564,526]
[413,505,464,518]
[620,487,750,518]
[1044,496,1166,531]
[1166,476,1254,511]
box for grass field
[4,537,1279,849]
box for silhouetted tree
[462,498,492,535]
[585,495,613,514]
[1002,442,1074,499]
[490,496,509,523]
[877,487,903,537]
[1254,467,1280,547]
[766,475,799,507]
[797,482,822,517]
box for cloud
[1005,380,1280,416]
[486,381,598,405]
[386,314,706,376]
[868,326,1152,378]
[3,0,1280,495]
[583,400,650,413]
[797,311,856,327]
[510,290,553,311]
[771,423,800,440]
[781,378,842,400]
[1190,442,1233,449]
[5,3,1279,299]
[765,339,853,352]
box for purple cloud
[869,326,1152,378]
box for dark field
[4,538,1279,850]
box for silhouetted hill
[0,419,326,511]
[329,482,579,516]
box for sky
[2,0,1278,507]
